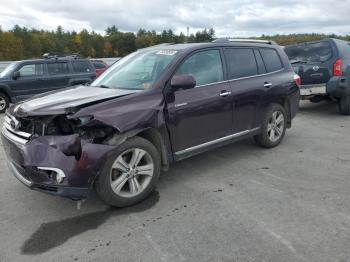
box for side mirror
[12,71,20,80]
[170,74,196,90]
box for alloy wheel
[267,111,285,142]
[0,97,6,110]
[110,148,154,198]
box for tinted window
[18,64,44,76]
[284,41,333,63]
[224,48,258,79]
[176,49,223,86]
[93,62,106,69]
[260,48,283,72]
[254,49,267,74]
[72,61,91,73]
[48,62,69,75]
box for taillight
[294,74,301,87]
[333,59,343,76]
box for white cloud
[0,0,350,36]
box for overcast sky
[0,0,350,37]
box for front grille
[2,114,31,145]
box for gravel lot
[0,101,349,262]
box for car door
[166,49,233,155]
[44,61,71,91]
[223,47,266,133]
[9,62,46,100]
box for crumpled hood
[12,85,137,116]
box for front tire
[0,93,9,113]
[255,104,287,148]
[339,95,350,115]
[95,136,161,207]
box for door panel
[9,63,47,100]
[223,48,263,133]
[229,76,266,133]
[165,48,233,153]
[167,82,233,152]
[45,62,71,91]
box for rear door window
[260,48,283,72]
[254,49,267,74]
[284,41,333,63]
[176,49,224,87]
[47,62,69,75]
[224,48,258,80]
[72,60,92,73]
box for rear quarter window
[93,62,106,69]
[260,48,283,72]
[224,48,258,79]
[47,62,69,75]
[72,61,92,73]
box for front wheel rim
[110,148,154,198]
[267,111,284,142]
[0,97,6,110]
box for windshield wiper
[97,85,112,89]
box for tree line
[0,25,350,61]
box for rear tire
[254,104,287,148]
[0,93,9,113]
[339,95,350,115]
[95,136,161,207]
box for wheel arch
[136,128,170,171]
[276,97,291,128]
[0,85,14,103]
[104,127,170,171]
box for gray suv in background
[0,54,96,112]
[285,38,350,115]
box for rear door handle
[220,91,231,97]
[264,82,273,88]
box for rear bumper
[300,84,326,96]
[300,76,350,98]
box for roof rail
[42,53,80,59]
[212,38,277,45]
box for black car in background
[0,54,96,112]
[285,38,350,115]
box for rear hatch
[284,40,335,85]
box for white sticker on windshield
[156,50,177,56]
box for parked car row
[1,39,300,207]
[0,55,109,112]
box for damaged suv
[2,40,300,207]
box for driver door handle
[220,91,231,97]
[264,82,273,88]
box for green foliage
[0,25,349,61]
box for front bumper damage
[1,127,118,200]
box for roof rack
[212,38,277,45]
[42,53,80,59]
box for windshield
[285,41,333,63]
[91,49,178,90]
[0,62,18,78]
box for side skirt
[173,127,261,161]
